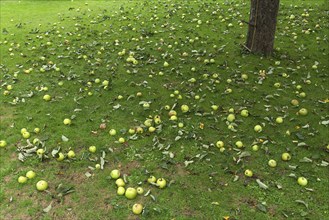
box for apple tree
[245,0,280,56]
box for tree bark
[246,0,280,56]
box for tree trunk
[246,0,280,56]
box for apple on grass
[137,187,144,195]
[110,169,120,179]
[36,180,48,191]
[147,175,156,184]
[181,105,189,113]
[18,176,28,184]
[0,140,7,148]
[26,171,36,179]
[56,152,65,161]
[157,178,167,189]
[22,131,31,139]
[268,159,277,167]
[88,145,96,153]
[36,148,45,156]
[67,150,75,159]
[109,129,117,136]
[132,203,143,215]
[125,187,137,199]
[244,169,253,177]
[281,152,291,161]
[216,141,224,148]
[297,177,308,186]
[254,125,262,132]
[63,118,72,125]
[117,186,125,195]
[115,178,125,187]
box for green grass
[1,0,329,219]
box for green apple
[156,178,167,189]
[216,141,224,148]
[164,105,171,110]
[136,127,144,134]
[32,138,40,145]
[291,99,299,106]
[297,177,308,186]
[268,159,277,167]
[168,110,177,117]
[235,141,244,148]
[143,102,150,109]
[36,148,45,156]
[22,131,31,139]
[88,145,96,153]
[20,128,27,134]
[240,109,249,117]
[281,152,291,161]
[147,175,156,184]
[163,61,169,67]
[0,140,7,148]
[115,178,125,187]
[252,145,259,151]
[170,115,178,121]
[43,94,52,101]
[36,180,48,191]
[18,176,28,184]
[298,108,308,116]
[144,119,153,127]
[125,187,137,199]
[148,126,156,133]
[34,128,40,134]
[117,186,125,195]
[211,105,219,111]
[275,117,283,124]
[95,164,101,169]
[110,169,120,179]
[102,80,109,86]
[244,169,253,177]
[254,125,262,132]
[178,123,184,128]
[132,203,143,215]
[67,150,75,158]
[136,187,144,195]
[118,137,125,143]
[109,129,117,136]
[128,128,136,134]
[56,152,65,161]
[227,114,235,122]
[26,170,36,179]
[63,118,72,125]
[181,105,189,113]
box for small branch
[240,20,256,27]
[241,44,252,52]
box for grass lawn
[0,0,328,219]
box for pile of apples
[109,169,167,215]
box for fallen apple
[254,125,262,133]
[0,140,7,148]
[298,108,308,116]
[216,141,224,148]
[227,114,235,122]
[22,131,31,139]
[125,187,137,199]
[181,105,189,113]
[252,145,259,151]
[88,145,96,153]
[110,169,120,179]
[36,180,48,191]
[109,129,117,136]
[18,176,28,184]
[26,170,36,179]
[43,94,52,101]
[36,148,45,156]
[67,150,75,159]
[275,117,283,124]
[240,109,249,117]
[244,169,253,177]
[136,187,144,195]
[281,152,291,161]
[297,177,308,186]
[157,178,167,189]
[147,175,156,183]
[117,186,125,195]
[268,159,277,167]
[118,137,125,143]
[63,118,72,125]
[132,203,143,215]
[115,178,125,187]
[56,152,65,161]
[235,141,244,148]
